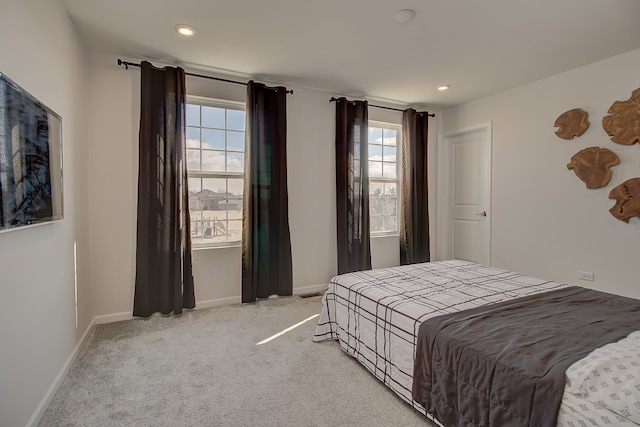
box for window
[368,122,400,234]
[186,97,245,246]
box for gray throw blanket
[412,286,640,427]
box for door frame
[436,122,492,264]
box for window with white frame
[368,122,400,234]
[186,96,245,246]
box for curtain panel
[334,97,371,274]
[400,108,430,265]
[133,61,195,317]
[242,81,293,303]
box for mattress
[313,260,640,426]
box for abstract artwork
[566,147,619,189]
[554,108,589,139]
[0,72,63,232]
[609,178,640,223]
[602,87,640,145]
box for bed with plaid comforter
[313,260,640,426]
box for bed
[313,260,640,426]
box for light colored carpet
[39,295,435,426]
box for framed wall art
[0,72,63,232]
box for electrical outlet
[577,271,594,281]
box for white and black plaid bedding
[313,260,639,426]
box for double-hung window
[368,122,400,235]
[186,96,245,246]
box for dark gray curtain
[242,81,293,303]
[335,97,371,274]
[400,108,430,265]
[133,61,195,317]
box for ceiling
[62,0,640,111]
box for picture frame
[0,72,63,232]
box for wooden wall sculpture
[567,147,620,189]
[602,87,640,145]
[609,178,640,223]
[555,88,640,223]
[554,108,589,139]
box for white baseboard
[293,283,329,296]
[26,317,96,427]
[196,284,328,308]
[93,297,242,323]
[94,285,329,324]
[94,311,133,324]
[195,295,242,309]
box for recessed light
[438,84,451,91]
[393,9,415,23]
[175,24,197,37]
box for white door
[437,123,491,265]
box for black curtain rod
[117,59,293,94]
[330,96,435,117]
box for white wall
[89,51,405,319]
[438,48,640,299]
[0,0,91,426]
[88,53,138,319]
